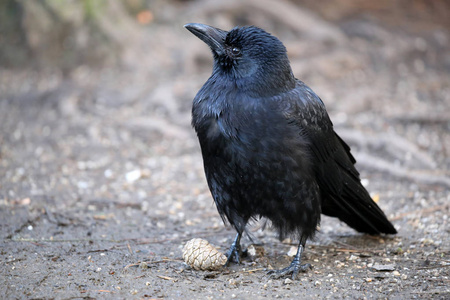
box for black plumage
[185,23,397,279]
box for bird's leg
[225,232,242,265]
[267,235,312,280]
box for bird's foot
[267,261,312,280]
[225,242,241,265]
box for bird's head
[185,23,296,97]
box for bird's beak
[184,23,227,55]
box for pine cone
[182,238,227,271]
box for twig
[151,258,183,263]
[2,258,24,264]
[87,249,110,253]
[157,275,177,281]
[123,258,182,270]
[80,289,114,293]
[334,248,369,253]
[242,268,265,273]
[123,262,140,270]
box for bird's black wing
[281,81,396,234]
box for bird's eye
[231,47,241,56]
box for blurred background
[0,0,449,298]
[1,0,448,202]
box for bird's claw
[267,263,312,280]
[224,233,243,266]
[225,245,241,265]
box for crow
[185,23,397,279]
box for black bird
[185,23,397,279]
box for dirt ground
[1,1,449,299]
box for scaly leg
[267,235,312,280]
[225,232,242,265]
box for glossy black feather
[187,24,397,243]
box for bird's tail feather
[323,172,397,235]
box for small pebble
[284,278,293,284]
[371,263,396,271]
[126,169,141,182]
[247,245,257,257]
[287,246,297,257]
[104,169,113,178]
